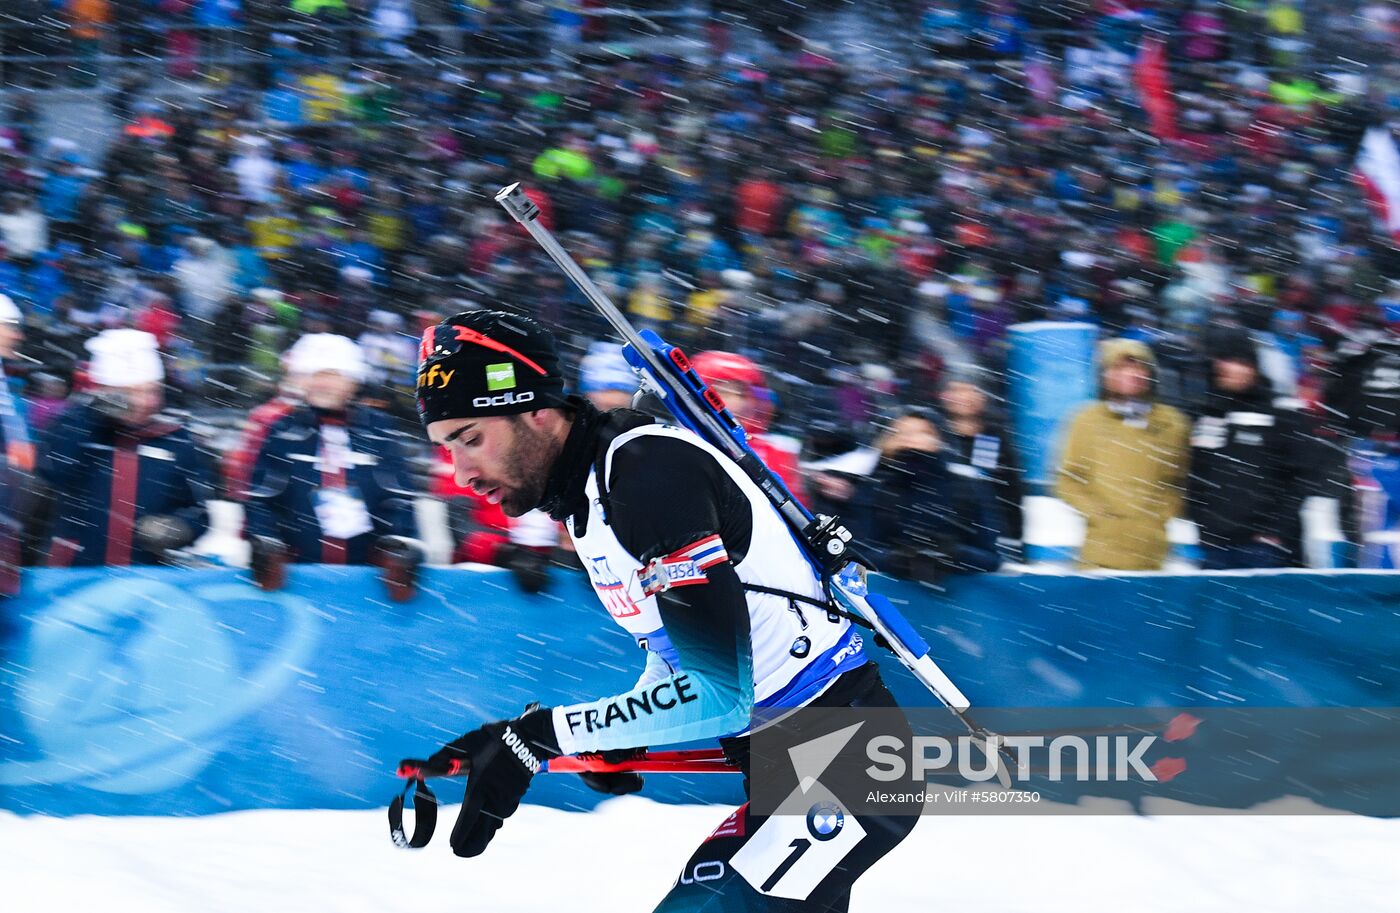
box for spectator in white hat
[285,331,367,412]
[35,327,214,567]
[224,332,368,505]
[86,327,166,428]
[241,332,422,600]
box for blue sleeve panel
[634,630,680,685]
[552,433,759,753]
[552,561,754,754]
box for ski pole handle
[396,757,467,780]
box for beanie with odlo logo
[416,310,567,425]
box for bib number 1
[730,802,866,901]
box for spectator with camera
[37,328,214,567]
[813,407,1002,584]
[867,408,1002,582]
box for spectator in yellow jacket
[1056,338,1190,571]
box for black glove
[500,542,551,594]
[134,514,196,560]
[373,535,425,603]
[577,747,646,796]
[399,704,560,858]
[248,535,290,591]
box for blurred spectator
[1,294,30,593]
[938,375,1025,554]
[1325,313,1400,564]
[0,193,49,262]
[242,333,421,594]
[578,340,638,411]
[1057,339,1190,571]
[173,235,235,332]
[40,148,88,242]
[371,0,415,58]
[734,174,784,238]
[22,373,69,435]
[65,0,112,87]
[1186,328,1313,569]
[356,308,416,415]
[0,294,33,473]
[230,135,279,202]
[37,329,214,566]
[1327,317,1400,443]
[866,409,1002,583]
[224,351,302,502]
[807,406,1002,582]
[689,349,806,502]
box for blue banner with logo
[1006,321,1097,490]
[2,567,1397,817]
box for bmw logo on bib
[790,636,811,658]
[806,802,845,841]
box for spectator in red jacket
[690,349,807,504]
[734,177,784,237]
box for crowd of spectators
[5,1,1400,588]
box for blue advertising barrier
[3,566,1398,817]
[1006,321,1097,491]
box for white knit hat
[285,333,367,382]
[87,329,164,387]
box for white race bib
[730,792,866,901]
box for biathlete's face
[428,412,556,518]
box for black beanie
[1206,327,1259,369]
[416,310,567,425]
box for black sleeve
[604,436,755,709]
[170,434,215,540]
[604,435,753,565]
[1324,351,1368,438]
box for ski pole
[390,749,738,849]
[395,748,737,782]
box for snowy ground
[2,798,1396,913]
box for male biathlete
[401,310,919,911]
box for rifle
[494,183,1010,782]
